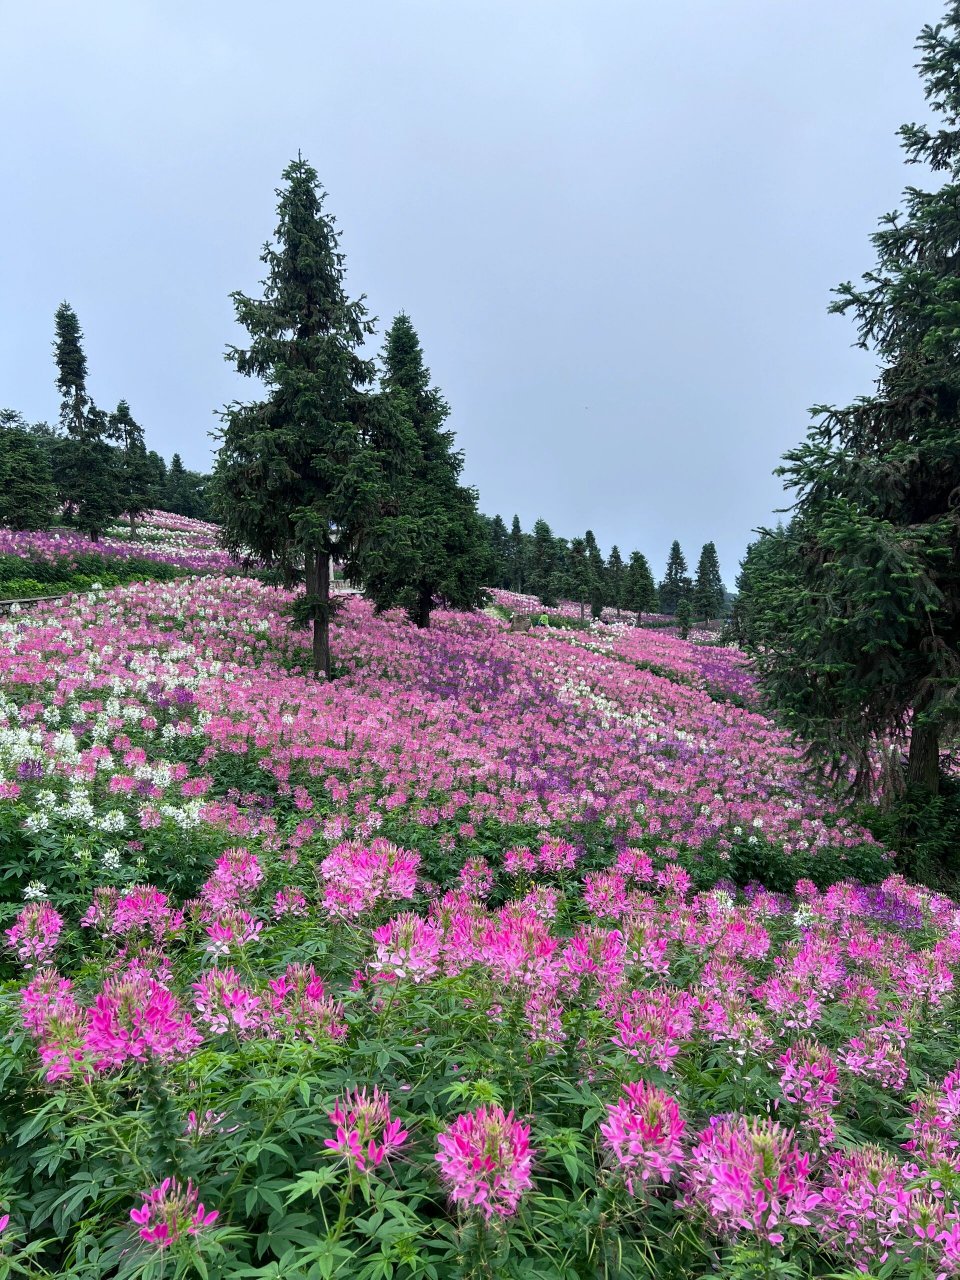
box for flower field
[4,569,960,1277]
[0,512,240,601]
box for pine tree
[508,515,526,592]
[658,540,688,614]
[529,519,557,605]
[52,302,120,541]
[584,529,606,618]
[109,400,153,536]
[568,537,595,621]
[692,541,725,622]
[606,545,625,617]
[0,410,56,530]
[487,515,510,590]
[213,157,378,677]
[355,313,487,628]
[676,597,692,640]
[750,6,960,796]
[623,551,658,622]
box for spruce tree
[508,515,526,591]
[692,541,725,622]
[0,410,56,530]
[658,540,688,614]
[623,550,658,622]
[751,6,960,796]
[529,519,557,604]
[676,597,692,640]
[606,545,625,617]
[355,313,487,628]
[584,529,606,618]
[568,537,594,621]
[52,302,120,541]
[488,515,510,590]
[109,400,153,536]
[213,157,378,677]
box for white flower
[23,880,48,900]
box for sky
[0,0,938,584]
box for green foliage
[658,541,689,616]
[52,304,123,541]
[745,9,960,799]
[0,411,57,530]
[109,401,154,531]
[861,777,960,891]
[606,545,625,615]
[676,598,692,640]
[213,156,378,676]
[693,542,725,622]
[623,551,658,618]
[354,313,488,628]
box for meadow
[1,516,959,1279]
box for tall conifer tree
[658,540,688,614]
[356,313,486,627]
[52,303,121,541]
[109,400,153,536]
[692,541,725,622]
[606,545,625,617]
[214,157,378,677]
[0,410,56,531]
[748,6,960,795]
[623,550,658,621]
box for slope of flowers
[0,510,239,580]
[3,573,958,1277]
[0,576,884,910]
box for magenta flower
[319,839,420,918]
[192,967,263,1037]
[6,903,63,968]
[435,1104,535,1220]
[84,972,202,1070]
[683,1115,821,1245]
[370,913,441,983]
[599,1080,686,1193]
[130,1178,219,1249]
[324,1086,408,1172]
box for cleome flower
[130,1177,219,1249]
[435,1104,535,1221]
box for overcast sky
[0,0,937,582]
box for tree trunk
[907,721,941,795]
[580,600,585,622]
[129,513,138,540]
[305,550,331,680]
[634,610,642,627]
[413,585,432,629]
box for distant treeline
[478,515,727,622]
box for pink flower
[776,1038,840,1141]
[130,1178,219,1249]
[370,913,441,983]
[458,856,494,899]
[6,903,63,968]
[817,1145,914,1268]
[84,972,202,1070]
[435,1105,534,1220]
[840,1019,910,1091]
[600,1080,685,1193]
[319,839,420,918]
[265,963,347,1043]
[683,1115,821,1245]
[324,1086,408,1172]
[273,886,309,918]
[192,968,263,1037]
[609,988,695,1070]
